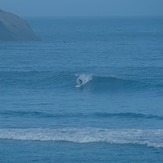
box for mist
[1,0,163,17]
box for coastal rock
[0,9,40,41]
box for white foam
[0,128,163,148]
[76,74,92,87]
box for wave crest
[76,74,92,87]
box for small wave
[0,71,74,89]
[94,112,163,120]
[0,128,162,148]
[1,111,163,120]
[75,73,151,92]
[0,71,159,91]
[0,110,80,119]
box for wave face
[0,71,159,92]
[0,128,162,148]
[75,74,151,91]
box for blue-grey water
[0,17,163,162]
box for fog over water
[1,0,163,17]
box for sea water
[0,17,163,162]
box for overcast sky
[1,0,163,17]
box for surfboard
[75,85,80,88]
[75,83,83,88]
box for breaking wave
[74,74,153,93]
[0,71,161,92]
[0,128,162,148]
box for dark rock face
[0,9,40,41]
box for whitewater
[0,128,163,148]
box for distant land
[0,9,40,41]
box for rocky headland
[0,9,40,41]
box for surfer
[75,74,92,87]
[78,79,82,85]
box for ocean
[0,17,163,162]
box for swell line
[1,111,163,120]
[0,71,154,88]
[94,112,163,120]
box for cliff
[0,9,40,41]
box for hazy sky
[1,0,163,17]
